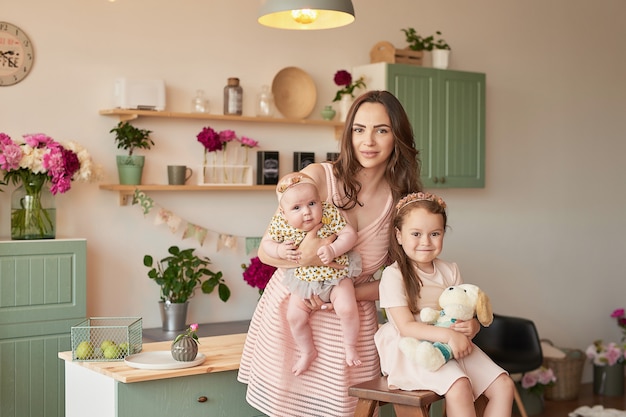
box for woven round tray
[271,67,317,119]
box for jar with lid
[223,77,243,115]
[256,85,274,117]
[191,89,209,113]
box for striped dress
[238,164,393,417]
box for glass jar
[191,89,209,113]
[223,77,243,115]
[256,85,274,117]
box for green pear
[118,342,130,356]
[100,340,116,351]
[103,345,122,359]
[75,341,94,360]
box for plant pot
[593,362,625,396]
[159,301,188,332]
[116,155,145,185]
[432,49,450,69]
[171,335,198,361]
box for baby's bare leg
[287,294,318,376]
[330,279,361,367]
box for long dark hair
[332,90,422,210]
[389,198,448,314]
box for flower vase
[338,94,353,122]
[593,362,625,396]
[11,177,56,240]
[171,335,198,361]
[514,383,544,416]
[321,105,336,121]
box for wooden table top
[58,333,246,384]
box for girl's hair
[389,193,448,314]
[332,90,422,210]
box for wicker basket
[543,342,586,401]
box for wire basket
[71,317,142,362]
[542,341,586,401]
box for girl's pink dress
[375,259,506,398]
[238,163,392,417]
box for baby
[261,172,362,375]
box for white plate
[124,351,206,370]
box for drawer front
[117,370,263,417]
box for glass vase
[11,177,56,240]
[171,335,198,361]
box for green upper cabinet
[353,63,486,188]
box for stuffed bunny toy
[399,284,493,371]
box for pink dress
[238,163,391,417]
[375,259,506,398]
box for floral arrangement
[241,256,276,295]
[585,308,626,366]
[0,132,99,194]
[520,366,557,396]
[612,308,626,341]
[332,70,366,102]
[173,323,200,345]
[196,127,258,183]
[0,132,100,238]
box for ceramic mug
[167,165,193,185]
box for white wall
[3,0,625,382]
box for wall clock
[0,21,34,86]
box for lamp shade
[258,0,355,30]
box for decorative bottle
[223,77,243,115]
[256,85,274,117]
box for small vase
[593,362,625,396]
[338,94,353,122]
[11,176,56,240]
[321,105,336,121]
[171,335,198,361]
[514,383,544,416]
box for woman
[237,90,422,416]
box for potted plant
[402,28,451,69]
[431,31,451,69]
[144,245,231,331]
[401,27,435,52]
[110,121,154,185]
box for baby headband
[395,192,447,213]
[275,173,316,202]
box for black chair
[473,314,543,417]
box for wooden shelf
[99,184,275,205]
[99,108,344,138]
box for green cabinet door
[0,239,87,417]
[116,371,266,417]
[354,63,485,188]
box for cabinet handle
[198,396,208,403]
[440,177,446,184]
[433,177,439,184]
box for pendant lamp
[258,0,355,30]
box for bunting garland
[131,189,261,254]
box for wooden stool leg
[353,398,378,417]
[513,386,529,417]
[393,403,430,417]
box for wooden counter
[58,333,246,384]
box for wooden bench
[349,376,487,417]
